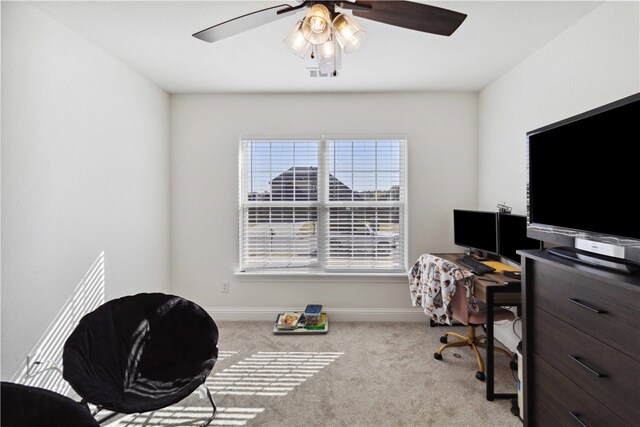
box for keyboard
[455,255,496,276]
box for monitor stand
[548,247,640,274]
[465,249,495,261]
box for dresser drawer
[529,260,640,358]
[531,401,562,427]
[531,355,629,427]
[532,308,640,424]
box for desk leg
[486,289,518,402]
[486,288,495,401]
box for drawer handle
[569,355,607,378]
[567,298,607,314]
[569,411,588,427]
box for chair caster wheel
[439,336,448,344]
[510,398,520,417]
[476,371,486,381]
[510,360,518,371]
[434,352,443,360]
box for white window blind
[240,136,406,273]
[325,139,405,270]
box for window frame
[238,134,408,275]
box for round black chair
[63,293,218,425]
[1,381,99,426]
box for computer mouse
[504,271,521,279]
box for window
[240,136,406,273]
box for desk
[435,253,521,401]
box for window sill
[234,270,408,283]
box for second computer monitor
[498,213,542,264]
[453,210,498,255]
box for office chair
[433,281,515,381]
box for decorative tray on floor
[272,312,329,334]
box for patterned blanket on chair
[408,254,479,325]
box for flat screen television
[498,213,541,264]
[527,92,640,270]
[453,209,498,255]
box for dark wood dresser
[520,250,640,427]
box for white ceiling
[33,1,602,93]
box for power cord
[25,358,62,379]
[491,312,521,385]
[511,316,522,340]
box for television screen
[528,94,640,242]
[453,210,498,254]
[498,213,541,264]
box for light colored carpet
[109,320,521,427]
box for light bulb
[309,16,327,33]
[301,4,331,45]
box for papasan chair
[1,381,99,426]
[63,293,219,426]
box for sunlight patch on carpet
[107,406,264,426]
[217,351,239,361]
[207,351,343,397]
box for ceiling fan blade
[352,1,467,37]
[335,1,373,12]
[193,4,297,43]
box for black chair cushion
[63,293,218,414]
[1,381,99,426]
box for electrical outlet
[26,351,40,377]
[27,351,39,367]
[222,281,230,293]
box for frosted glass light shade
[332,13,366,53]
[317,38,339,76]
[283,21,310,58]
[318,38,335,60]
[302,4,331,45]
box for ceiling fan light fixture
[194,1,468,76]
[332,13,366,53]
[301,3,332,45]
[283,21,310,58]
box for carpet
[108,320,521,426]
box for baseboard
[205,307,427,322]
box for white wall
[478,1,640,213]
[477,1,639,352]
[171,93,478,318]
[1,3,171,379]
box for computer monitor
[453,210,498,255]
[498,213,542,264]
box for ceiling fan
[193,1,467,76]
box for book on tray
[276,312,302,329]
